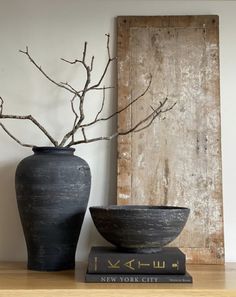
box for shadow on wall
[0,162,26,261]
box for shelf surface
[0,262,236,296]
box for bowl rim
[89,205,190,212]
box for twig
[93,86,114,91]
[117,103,165,135]
[70,94,79,143]
[87,55,116,91]
[61,57,82,65]
[81,75,152,129]
[66,135,117,146]
[106,33,111,59]
[59,35,116,147]
[134,101,176,133]
[99,75,152,121]
[0,113,58,146]
[0,122,34,147]
[95,86,106,121]
[66,99,176,147]
[60,81,78,93]
[58,75,152,146]
[90,56,95,71]
[19,47,76,95]
[82,42,87,63]
[82,127,87,141]
[61,42,92,127]
[78,63,91,123]
[87,35,116,92]
[0,97,3,114]
[61,55,90,141]
[0,35,177,149]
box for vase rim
[32,146,75,154]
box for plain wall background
[0,0,235,262]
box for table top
[0,262,236,297]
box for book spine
[88,252,185,274]
[85,273,192,283]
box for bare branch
[133,115,157,133]
[19,47,76,95]
[101,75,152,121]
[123,100,176,134]
[0,35,177,150]
[61,52,92,140]
[82,42,87,63]
[0,97,3,114]
[70,94,79,117]
[59,64,91,146]
[106,33,111,59]
[66,135,118,146]
[66,98,176,147]
[134,101,176,133]
[80,75,152,129]
[60,55,91,144]
[61,42,88,66]
[59,34,116,147]
[95,86,106,121]
[0,122,34,147]
[87,58,116,91]
[75,65,91,127]
[5,35,175,149]
[0,113,58,146]
[60,81,79,93]
[87,34,116,91]
[161,101,177,113]
[61,57,82,65]
[58,75,152,146]
[118,103,165,135]
[70,94,79,143]
[93,86,114,91]
[61,43,91,121]
[82,127,87,141]
[90,56,95,71]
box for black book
[85,272,192,283]
[87,246,186,275]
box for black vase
[15,146,91,271]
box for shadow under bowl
[89,205,190,253]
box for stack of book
[85,246,192,283]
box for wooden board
[117,16,224,264]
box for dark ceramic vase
[15,146,91,271]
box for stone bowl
[89,205,190,253]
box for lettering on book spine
[124,259,135,270]
[153,261,166,269]
[108,260,120,269]
[172,260,179,271]
[88,247,186,274]
[93,258,182,272]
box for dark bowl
[89,205,190,253]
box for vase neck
[32,146,75,155]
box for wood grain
[117,16,223,264]
[0,262,236,297]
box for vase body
[15,146,91,271]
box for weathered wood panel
[117,16,224,264]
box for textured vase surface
[15,146,91,271]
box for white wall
[0,0,235,262]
